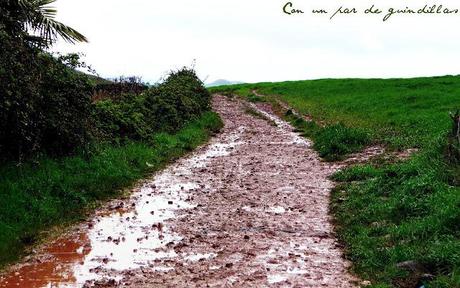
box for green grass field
[210,76,460,288]
[0,111,222,267]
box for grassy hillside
[210,76,460,288]
[212,76,460,150]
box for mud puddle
[0,95,358,287]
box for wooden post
[450,110,460,144]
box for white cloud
[52,0,460,83]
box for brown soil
[0,95,359,288]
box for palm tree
[17,0,87,45]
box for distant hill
[206,79,244,87]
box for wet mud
[0,95,358,287]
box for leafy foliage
[145,68,211,131]
[0,33,93,159]
[0,0,87,46]
[1,34,211,160]
[92,68,212,141]
[92,76,148,102]
[92,93,152,142]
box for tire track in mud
[0,95,357,288]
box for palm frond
[18,0,88,44]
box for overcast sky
[52,0,460,84]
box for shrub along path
[0,95,359,287]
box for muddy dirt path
[0,95,357,287]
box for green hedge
[92,68,211,142]
[0,33,212,161]
[0,33,93,159]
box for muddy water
[0,95,357,287]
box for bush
[0,33,93,160]
[144,68,211,131]
[38,54,93,155]
[1,32,42,159]
[93,68,212,141]
[92,76,148,102]
[92,93,152,142]
[1,30,209,161]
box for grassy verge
[285,114,371,161]
[210,77,460,287]
[330,147,460,288]
[0,111,223,267]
